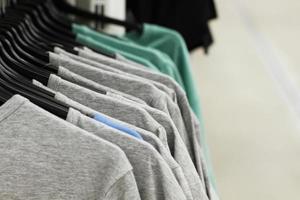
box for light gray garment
[51,54,147,106]
[32,81,194,200]
[57,67,147,107]
[49,53,177,123]
[78,48,203,175]
[78,47,211,199]
[57,50,208,193]
[77,47,207,186]
[47,74,170,149]
[54,47,177,101]
[48,53,193,167]
[52,50,210,198]
[67,108,188,200]
[39,76,208,200]
[0,95,140,200]
[122,97,208,200]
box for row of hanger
[0,0,143,118]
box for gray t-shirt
[54,47,177,102]
[49,53,187,131]
[47,74,169,149]
[0,95,140,200]
[67,108,188,200]
[130,101,207,200]
[49,53,195,168]
[51,53,147,106]
[36,77,208,200]
[32,81,194,200]
[56,67,147,106]
[77,47,209,189]
[58,50,208,192]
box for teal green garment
[73,24,184,88]
[125,24,216,189]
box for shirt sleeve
[105,171,141,200]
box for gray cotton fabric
[49,52,172,109]
[38,76,208,200]
[51,50,210,199]
[54,47,177,102]
[32,81,194,200]
[78,48,212,198]
[50,53,147,106]
[0,95,141,200]
[121,97,208,200]
[48,53,189,138]
[46,74,170,150]
[58,67,147,107]
[67,108,188,200]
[77,47,208,186]
[48,53,197,175]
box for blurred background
[191,0,300,199]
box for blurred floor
[190,0,300,200]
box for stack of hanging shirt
[0,23,219,200]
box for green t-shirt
[72,24,184,88]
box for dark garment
[126,0,217,51]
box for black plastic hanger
[18,0,75,38]
[0,35,54,98]
[10,1,118,59]
[19,0,72,29]
[4,8,76,48]
[2,6,76,52]
[0,36,50,74]
[0,27,49,67]
[0,66,68,119]
[1,13,53,51]
[0,0,69,118]
[0,53,54,100]
[0,38,50,85]
[0,84,12,105]
[0,39,68,118]
[0,23,49,61]
[12,4,74,42]
[0,45,69,118]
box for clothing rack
[0,1,219,199]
